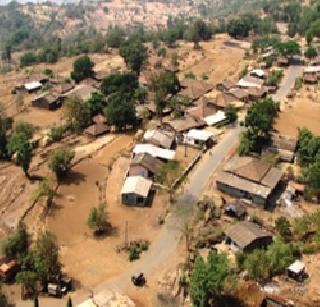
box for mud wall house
[84,123,110,138]
[129,153,164,178]
[216,156,282,207]
[121,176,153,206]
[249,69,266,80]
[237,76,264,89]
[32,92,60,110]
[228,88,249,102]
[216,80,236,93]
[224,221,272,252]
[247,86,268,101]
[61,84,97,103]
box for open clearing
[47,134,170,289]
[275,87,320,137]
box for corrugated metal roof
[187,129,213,141]
[121,176,152,197]
[133,144,175,160]
[225,221,272,249]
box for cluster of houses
[303,58,320,84]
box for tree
[185,19,212,49]
[275,217,292,241]
[3,224,29,259]
[63,94,91,132]
[67,297,72,307]
[243,249,271,281]
[48,148,75,178]
[306,30,314,46]
[1,45,11,62]
[104,92,136,129]
[15,271,38,296]
[274,41,300,57]
[87,202,109,234]
[101,73,138,96]
[34,295,39,307]
[225,104,237,124]
[106,27,125,48]
[149,70,180,117]
[119,38,147,75]
[163,29,177,48]
[70,55,94,83]
[87,92,107,117]
[7,132,32,176]
[189,252,230,306]
[31,231,61,283]
[304,46,318,59]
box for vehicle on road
[131,272,146,286]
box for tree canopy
[101,73,138,96]
[189,252,230,307]
[104,92,136,129]
[3,224,29,259]
[71,55,94,83]
[119,38,148,75]
[48,148,75,178]
[87,202,109,234]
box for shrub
[129,246,140,261]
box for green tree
[70,55,94,83]
[63,95,91,132]
[87,202,109,234]
[149,70,180,118]
[7,132,32,176]
[163,29,177,48]
[101,73,138,96]
[106,27,125,48]
[3,224,29,259]
[119,38,148,75]
[13,121,34,140]
[274,40,300,57]
[31,231,61,283]
[225,104,237,124]
[87,92,107,117]
[243,249,271,281]
[306,30,314,46]
[275,217,292,241]
[184,19,212,49]
[49,125,65,142]
[15,271,38,296]
[189,252,230,307]
[104,92,136,129]
[304,46,318,59]
[48,148,75,178]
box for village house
[184,129,215,149]
[224,221,272,252]
[179,78,214,101]
[133,144,175,161]
[267,133,298,162]
[303,66,320,84]
[53,83,74,95]
[237,76,264,89]
[210,92,244,110]
[32,92,60,110]
[143,129,175,149]
[228,88,249,102]
[249,69,267,79]
[84,114,110,138]
[162,116,206,142]
[246,86,268,101]
[216,80,236,93]
[61,84,97,103]
[203,110,226,127]
[277,56,289,67]
[216,156,283,207]
[185,98,217,119]
[129,153,164,178]
[121,176,153,206]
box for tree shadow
[91,224,118,240]
[28,174,44,182]
[59,170,87,186]
[215,296,245,307]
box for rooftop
[164,116,206,132]
[133,144,175,160]
[131,153,164,174]
[179,79,214,100]
[204,111,226,126]
[187,129,214,141]
[225,221,272,250]
[143,129,174,149]
[63,84,97,101]
[121,176,153,197]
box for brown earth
[275,86,320,137]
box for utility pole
[124,221,128,248]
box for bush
[129,246,140,261]
[49,125,65,142]
[295,77,303,90]
[185,71,196,79]
[48,148,75,177]
[140,240,149,251]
